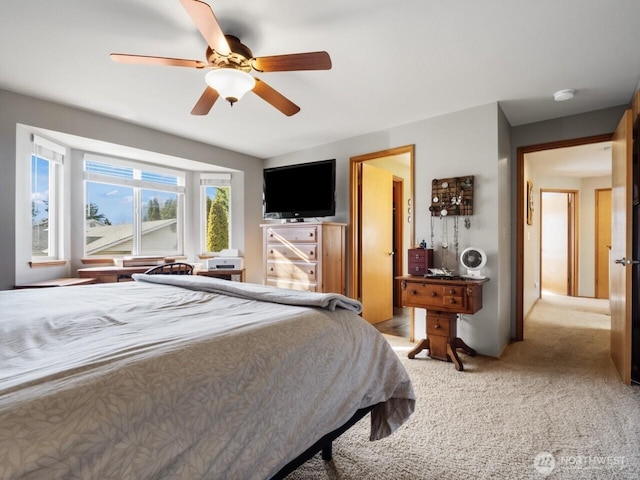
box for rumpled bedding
[0,276,414,480]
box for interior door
[361,163,394,323]
[595,188,612,299]
[610,109,633,384]
[541,192,570,295]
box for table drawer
[401,282,467,310]
[266,226,317,243]
[427,313,451,336]
[402,283,445,308]
[266,261,317,282]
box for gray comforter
[0,275,415,479]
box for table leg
[455,338,477,356]
[446,343,464,371]
[407,338,430,359]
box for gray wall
[266,102,512,357]
[0,89,265,289]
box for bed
[0,274,415,479]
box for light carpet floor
[286,294,640,479]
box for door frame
[349,145,414,302]
[516,134,612,340]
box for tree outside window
[205,186,229,252]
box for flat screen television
[263,159,336,220]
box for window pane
[204,186,230,252]
[86,161,133,180]
[141,170,180,186]
[31,155,50,257]
[141,189,179,253]
[85,181,134,256]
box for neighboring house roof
[85,219,177,255]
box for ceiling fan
[110,0,332,116]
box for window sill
[29,260,67,268]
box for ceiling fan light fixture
[205,68,255,105]
[553,89,575,102]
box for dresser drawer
[266,261,317,282]
[265,226,317,243]
[266,278,317,292]
[266,244,317,262]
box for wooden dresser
[262,222,346,294]
[398,275,488,371]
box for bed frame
[271,403,379,479]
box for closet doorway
[349,145,414,324]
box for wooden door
[610,109,633,384]
[595,188,612,299]
[361,163,394,323]
[541,192,569,295]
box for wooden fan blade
[252,51,332,72]
[110,53,206,68]
[191,87,219,115]
[252,79,300,116]
[180,0,230,56]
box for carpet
[285,294,640,479]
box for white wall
[0,89,265,289]
[265,103,511,358]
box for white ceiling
[527,142,612,179]
[2,0,640,160]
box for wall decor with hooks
[429,175,474,217]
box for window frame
[30,135,64,261]
[83,154,186,258]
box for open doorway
[540,190,578,297]
[349,145,414,325]
[516,134,613,340]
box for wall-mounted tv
[263,159,336,220]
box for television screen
[263,159,336,219]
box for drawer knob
[415,254,420,259]
[431,291,437,297]
[450,298,457,304]
[434,323,441,329]
[414,266,420,271]
[308,233,313,237]
[270,267,274,271]
[449,288,456,294]
[411,290,418,295]
[309,270,314,275]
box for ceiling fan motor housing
[206,35,253,72]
